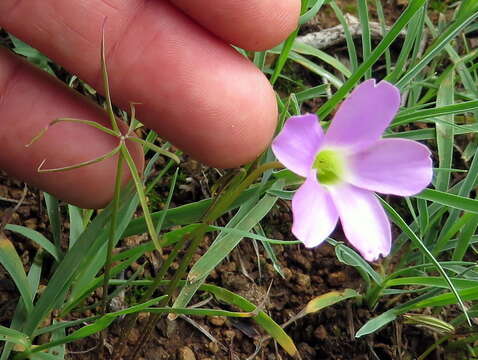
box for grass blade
[43,193,61,259]
[380,199,471,326]
[318,0,427,119]
[435,69,455,191]
[357,0,371,78]
[22,187,136,335]
[415,189,478,213]
[202,284,298,356]
[330,1,358,72]
[396,10,478,89]
[172,181,282,311]
[270,0,308,84]
[5,225,61,262]
[0,234,33,315]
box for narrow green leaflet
[330,0,358,71]
[5,225,61,261]
[0,234,33,315]
[393,100,478,126]
[18,297,167,358]
[434,70,455,191]
[122,183,268,237]
[332,241,383,285]
[43,193,62,257]
[318,0,427,119]
[201,284,298,356]
[1,250,43,360]
[357,0,371,78]
[402,314,454,334]
[67,205,84,249]
[396,10,478,89]
[146,307,252,318]
[290,41,352,77]
[386,277,478,290]
[269,0,308,84]
[355,309,399,338]
[300,0,325,24]
[415,189,478,213]
[0,326,30,349]
[22,187,137,335]
[380,200,471,325]
[286,289,359,325]
[172,181,283,311]
[411,287,478,309]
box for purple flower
[272,79,433,261]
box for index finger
[169,0,301,50]
[0,0,281,168]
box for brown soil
[0,1,473,360]
[0,165,449,360]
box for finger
[0,48,144,209]
[169,0,301,50]
[0,0,278,168]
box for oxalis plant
[1,0,478,359]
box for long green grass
[1,1,478,359]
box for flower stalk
[98,151,123,358]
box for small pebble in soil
[207,341,219,354]
[295,273,311,288]
[24,218,37,230]
[137,312,150,325]
[317,243,335,256]
[208,316,226,327]
[128,328,141,344]
[209,269,218,279]
[177,346,196,360]
[314,325,328,340]
[328,271,347,287]
[223,329,236,341]
[223,261,237,272]
[291,252,312,271]
[298,342,317,358]
[282,267,293,280]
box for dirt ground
[0,1,472,359]
[0,160,448,360]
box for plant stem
[121,145,162,256]
[205,161,283,221]
[98,151,123,358]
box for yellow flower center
[312,149,344,185]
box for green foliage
[2,0,478,359]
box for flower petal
[292,171,338,247]
[325,79,401,151]
[272,114,323,177]
[347,139,433,196]
[329,184,391,261]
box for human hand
[0,0,300,208]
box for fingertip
[170,0,301,51]
[237,0,302,51]
[182,68,278,168]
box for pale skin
[0,0,301,208]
